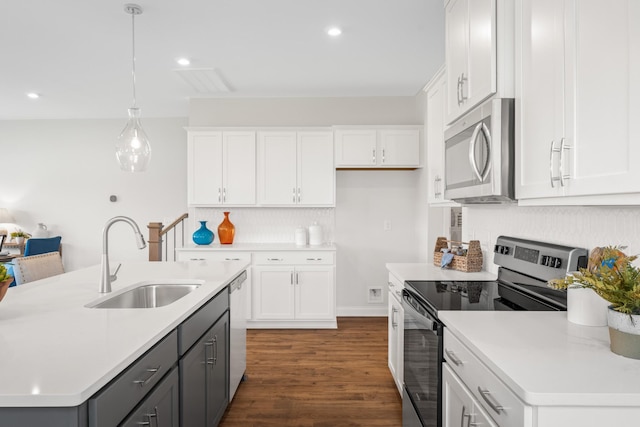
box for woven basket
[433,237,483,272]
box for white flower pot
[607,307,640,360]
[567,286,610,326]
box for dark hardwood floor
[219,317,402,427]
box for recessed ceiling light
[177,58,191,66]
[26,92,40,99]
[327,27,342,37]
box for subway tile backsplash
[187,207,335,244]
[464,205,640,274]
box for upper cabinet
[516,0,640,205]
[334,127,422,168]
[187,131,256,206]
[258,130,335,206]
[445,0,514,124]
[425,67,459,207]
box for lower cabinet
[180,312,230,427]
[121,367,180,427]
[387,273,404,396]
[443,364,496,427]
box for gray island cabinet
[0,280,234,427]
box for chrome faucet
[99,216,147,293]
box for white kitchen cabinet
[334,127,421,168]
[252,251,336,328]
[387,273,404,397]
[425,67,459,206]
[445,0,513,124]
[187,131,256,206]
[258,130,335,206]
[443,364,496,427]
[516,0,640,205]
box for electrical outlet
[367,287,383,303]
[383,220,392,231]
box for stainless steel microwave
[444,98,515,204]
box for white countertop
[439,311,640,407]
[177,242,336,251]
[386,262,497,283]
[0,260,249,407]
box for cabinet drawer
[177,251,251,263]
[120,366,179,427]
[444,329,527,426]
[89,330,178,427]
[178,287,229,356]
[387,272,404,303]
[253,251,334,265]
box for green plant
[10,230,30,239]
[548,246,640,315]
[0,264,12,282]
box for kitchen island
[0,259,249,426]
[440,311,640,426]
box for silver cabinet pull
[478,387,504,414]
[434,176,442,197]
[190,258,205,261]
[445,349,463,366]
[559,137,571,186]
[143,407,158,427]
[460,72,468,102]
[388,281,394,290]
[391,307,398,328]
[295,272,299,284]
[372,148,376,164]
[225,257,241,261]
[382,148,386,164]
[549,140,561,188]
[290,272,294,285]
[218,187,222,203]
[457,75,463,106]
[267,258,283,261]
[223,187,227,202]
[292,187,296,203]
[133,366,161,387]
[306,258,323,261]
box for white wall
[0,118,188,271]
[189,97,422,314]
[464,205,640,274]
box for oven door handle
[403,294,439,334]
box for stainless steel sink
[89,283,201,309]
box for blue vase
[192,221,214,245]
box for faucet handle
[110,263,122,281]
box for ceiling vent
[173,68,232,94]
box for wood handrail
[148,213,189,262]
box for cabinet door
[466,0,496,110]
[443,364,497,427]
[563,0,640,197]
[207,312,230,427]
[122,367,180,427]
[297,131,335,205]
[253,267,295,319]
[294,266,334,320]
[188,132,223,205]
[516,0,566,200]
[223,131,256,205]
[378,129,420,167]
[180,329,208,426]
[334,129,377,167]
[258,131,297,205]
[426,72,459,206]
[387,294,404,395]
[446,0,470,122]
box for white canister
[308,222,323,246]
[567,286,610,327]
[31,223,49,238]
[295,227,308,246]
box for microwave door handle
[479,122,492,181]
[469,123,484,181]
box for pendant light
[116,3,151,172]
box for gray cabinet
[120,367,180,427]
[181,311,230,427]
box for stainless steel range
[401,236,589,427]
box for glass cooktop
[405,280,500,313]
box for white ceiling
[1,0,445,120]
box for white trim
[336,306,388,317]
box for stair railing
[147,213,188,261]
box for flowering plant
[10,230,30,239]
[548,246,640,315]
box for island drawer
[177,251,251,263]
[253,251,334,265]
[444,329,528,427]
[88,330,178,427]
[178,287,229,356]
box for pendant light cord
[131,10,137,108]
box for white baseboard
[336,306,388,317]
[247,319,338,329]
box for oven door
[403,288,443,427]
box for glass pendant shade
[116,107,151,172]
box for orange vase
[217,211,235,244]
